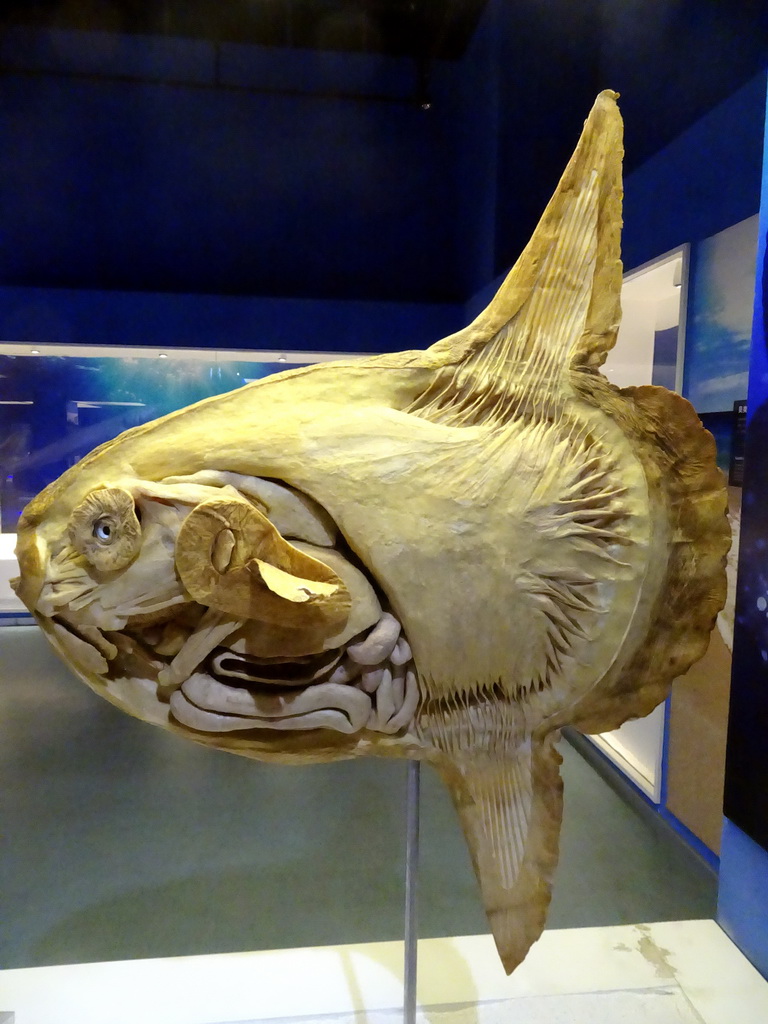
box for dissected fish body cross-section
[12,92,729,975]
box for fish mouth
[34,612,117,678]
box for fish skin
[11,92,729,975]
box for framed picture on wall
[686,215,757,480]
[686,215,757,414]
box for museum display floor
[1,625,717,972]
[3,922,767,1024]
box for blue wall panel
[0,34,465,303]
[0,284,461,354]
[718,819,768,978]
[622,75,766,274]
[492,0,601,276]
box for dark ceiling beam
[0,0,489,61]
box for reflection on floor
[0,626,716,970]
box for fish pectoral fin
[436,733,563,975]
[176,497,351,631]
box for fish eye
[69,486,142,571]
[93,519,113,544]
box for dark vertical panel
[724,191,768,848]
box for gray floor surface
[0,625,716,969]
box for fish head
[19,482,177,625]
[12,449,413,750]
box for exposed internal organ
[168,609,420,736]
[36,473,423,737]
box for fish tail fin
[436,732,563,974]
[563,380,730,735]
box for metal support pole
[403,759,421,1024]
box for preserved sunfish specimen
[13,92,728,974]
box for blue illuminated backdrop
[0,350,300,532]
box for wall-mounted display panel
[685,215,758,416]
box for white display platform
[1,921,766,1024]
[0,533,23,614]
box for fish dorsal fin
[416,91,623,425]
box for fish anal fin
[436,732,564,974]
